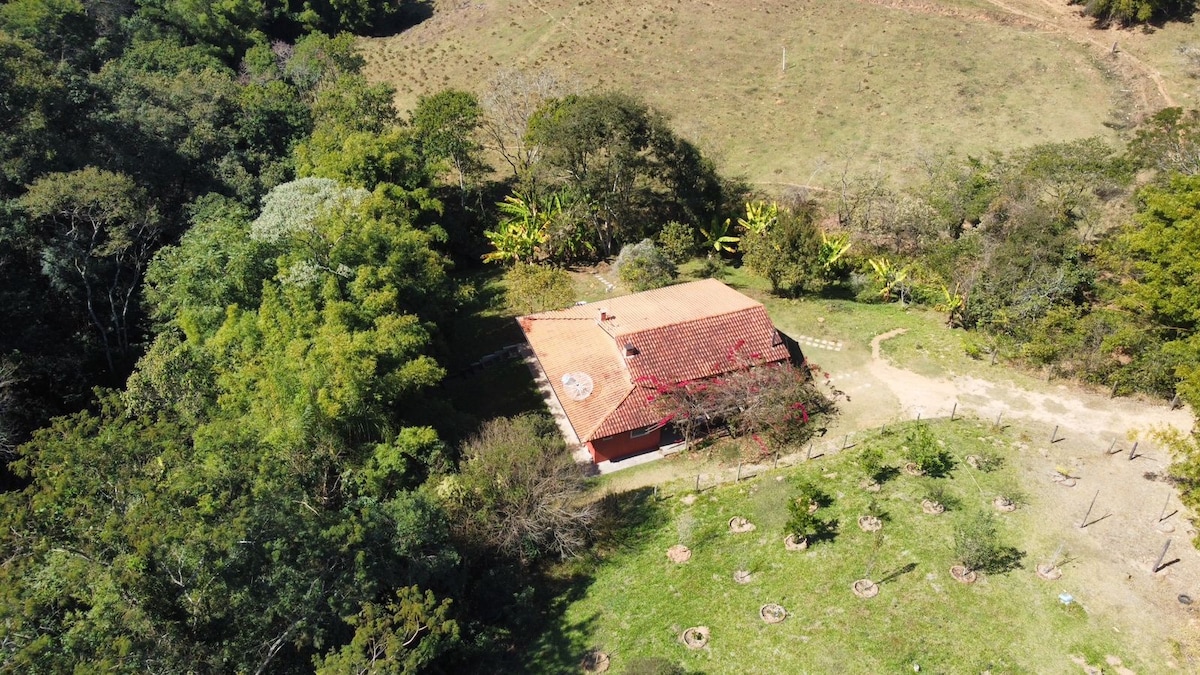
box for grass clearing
[534,419,1151,673]
[361,0,1122,188]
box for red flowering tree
[638,341,838,454]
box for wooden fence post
[1079,490,1099,528]
[1154,539,1172,573]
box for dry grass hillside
[358,0,1191,189]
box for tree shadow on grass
[877,561,918,585]
[874,465,901,485]
[363,0,436,37]
[453,559,599,675]
[592,487,672,551]
[809,518,840,546]
[516,579,602,675]
[980,546,1026,575]
[510,488,674,673]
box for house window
[630,425,657,439]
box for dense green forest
[3,0,1200,671]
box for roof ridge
[615,304,765,338]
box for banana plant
[819,232,853,272]
[700,217,740,255]
[935,283,967,326]
[482,192,550,264]
[868,257,910,303]
[737,200,778,236]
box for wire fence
[649,400,1151,500]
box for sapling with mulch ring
[993,479,1026,512]
[853,531,884,598]
[951,511,1019,581]
[903,425,954,477]
[920,478,957,514]
[784,481,832,547]
[857,446,887,489]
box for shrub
[450,415,596,565]
[904,425,954,477]
[657,220,696,263]
[953,511,1020,573]
[615,239,678,291]
[697,254,727,280]
[503,263,576,313]
[784,481,831,541]
[858,446,886,483]
[963,335,987,360]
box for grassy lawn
[533,419,1143,673]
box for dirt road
[857,328,1194,443]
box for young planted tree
[903,424,954,477]
[857,446,888,487]
[953,511,1018,575]
[785,481,832,546]
[919,478,958,513]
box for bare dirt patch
[666,545,691,563]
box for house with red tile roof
[518,279,794,463]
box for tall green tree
[18,167,163,372]
[1115,174,1200,332]
[526,92,724,254]
[410,89,485,199]
[0,33,72,195]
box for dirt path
[981,0,1175,107]
[865,328,1194,442]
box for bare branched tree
[643,344,838,453]
[481,68,571,179]
[451,415,595,565]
